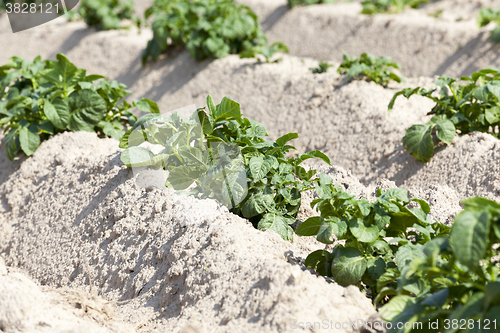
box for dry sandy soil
[0,0,499,332]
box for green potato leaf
[450,209,490,271]
[379,295,416,322]
[276,132,298,147]
[67,89,107,132]
[241,188,275,218]
[213,97,241,122]
[295,216,322,236]
[44,99,69,130]
[331,247,367,286]
[249,155,276,182]
[134,98,160,114]
[168,166,203,190]
[390,68,500,162]
[3,128,20,161]
[19,124,40,156]
[483,282,500,308]
[100,121,125,140]
[304,249,332,277]
[349,217,379,243]
[71,0,140,31]
[402,123,434,163]
[395,244,426,268]
[120,146,157,168]
[431,115,456,144]
[338,52,403,86]
[258,213,294,241]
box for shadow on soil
[433,32,500,77]
[115,48,213,113]
[261,4,288,32]
[361,145,425,187]
[48,27,92,60]
[362,143,451,187]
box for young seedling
[310,61,332,74]
[428,9,443,18]
[477,8,500,43]
[0,54,155,160]
[120,95,331,241]
[142,0,271,63]
[338,52,403,87]
[240,42,290,63]
[287,0,338,8]
[361,0,429,15]
[66,0,141,30]
[389,69,500,162]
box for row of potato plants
[66,0,142,31]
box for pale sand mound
[0,131,380,333]
[0,258,133,333]
[365,131,500,200]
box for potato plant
[287,0,338,8]
[240,42,289,63]
[0,54,155,160]
[142,0,273,64]
[120,95,330,241]
[389,69,500,162]
[66,0,141,30]
[361,0,429,15]
[296,174,447,299]
[477,8,500,43]
[379,197,500,332]
[338,53,403,86]
[310,61,332,74]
